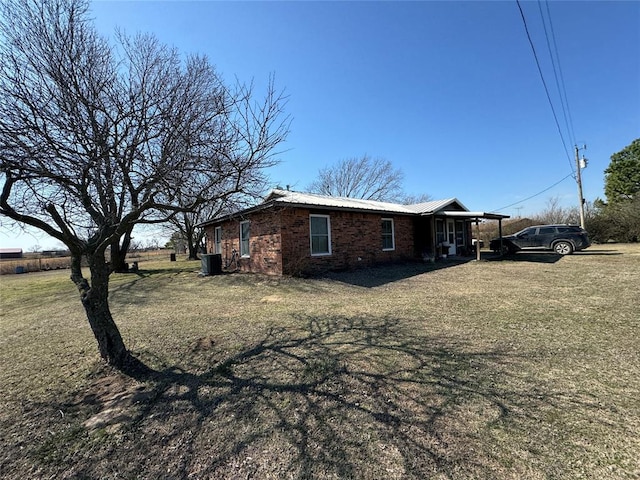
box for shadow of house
[321,257,475,288]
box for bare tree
[165,192,259,260]
[0,0,289,371]
[400,193,433,205]
[534,197,579,225]
[166,202,224,260]
[308,155,404,202]
[145,237,159,251]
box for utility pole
[575,145,587,229]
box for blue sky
[2,0,639,249]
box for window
[382,218,395,251]
[214,227,222,254]
[436,219,445,245]
[455,220,465,246]
[539,227,556,235]
[310,215,331,256]
[240,221,250,257]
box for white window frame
[239,221,250,257]
[310,214,331,256]
[214,226,222,254]
[382,218,395,251]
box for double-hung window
[310,215,331,256]
[240,221,250,257]
[382,218,395,251]
[214,227,222,254]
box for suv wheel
[553,241,573,255]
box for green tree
[604,139,640,203]
[587,197,640,243]
[591,140,640,243]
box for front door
[446,219,456,255]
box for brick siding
[205,210,283,275]
[280,208,415,274]
[205,206,417,276]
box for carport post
[475,218,481,261]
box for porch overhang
[429,211,510,261]
[434,211,510,221]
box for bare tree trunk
[182,216,200,260]
[70,252,129,368]
[186,246,199,260]
[186,236,200,260]
[110,228,133,273]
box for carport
[428,211,510,261]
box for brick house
[200,189,509,276]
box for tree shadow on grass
[108,266,207,306]
[39,314,618,480]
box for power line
[538,0,577,156]
[516,0,574,173]
[495,3,585,216]
[544,0,577,145]
[538,0,577,171]
[490,172,575,212]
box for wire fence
[0,249,180,275]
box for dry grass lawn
[1,244,639,479]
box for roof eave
[197,200,278,227]
[436,211,510,220]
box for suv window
[557,226,577,233]
[538,227,556,235]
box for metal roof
[403,198,469,214]
[265,189,418,214]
